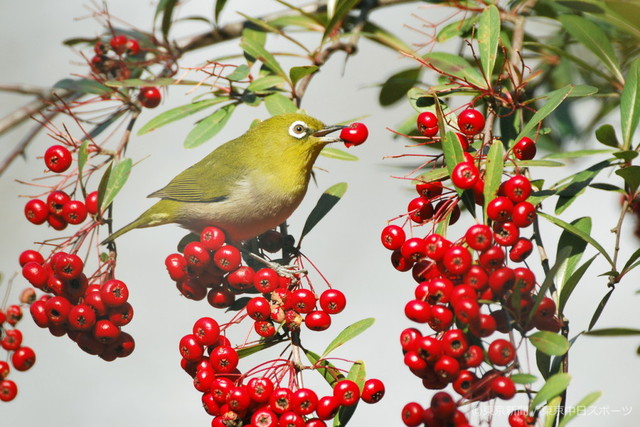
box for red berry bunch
[24,189,98,231]
[0,303,37,402]
[181,315,384,426]
[91,34,142,80]
[384,113,557,425]
[21,250,135,361]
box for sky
[1,1,639,426]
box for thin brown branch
[0,88,74,137]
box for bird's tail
[101,201,174,245]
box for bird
[102,113,346,244]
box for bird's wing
[148,141,249,203]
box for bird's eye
[288,121,308,139]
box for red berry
[333,379,360,406]
[68,304,97,331]
[0,361,9,380]
[423,233,451,261]
[1,329,23,351]
[340,122,368,147]
[305,310,332,331]
[430,391,457,419]
[469,313,497,338]
[404,299,431,323]
[513,137,536,161]
[19,249,45,267]
[209,345,239,373]
[451,161,479,190]
[44,145,72,173]
[22,261,50,288]
[433,355,460,382]
[315,395,340,420]
[457,108,485,135]
[488,339,516,366]
[401,402,424,427]
[380,224,406,250]
[493,221,520,246]
[417,111,439,137]
[487,196,514,222]
[24,199,49,224]
[227,266,255,291]
[85,191,99,215]
[491,375,516,400]
[47,213,67,230]
[416,180,443,199]
[512,201,537,228]
[110,35,128,53]
[465,224,493,251]
[94,319,121,344]
[509,238,534,262]
[61,200,88,224]
[361,378,385,404]
[251,408,279,427]
[200,226,226,251]
[270,387,293,414]
[441,329,469,358]
[213,245,241,272]
[248,377,274,403]
[125,38,140,55]
[428,305,454,332]
[139,86,162,108]
[319,289,346,314]
[11,346,36,371]
[400,237,426,261]
[407,197,434,223]
[227,385,252,412]
[503,175,532,203]
[100,279,129,307]
[0,379,18,402]
[442,245,472,275]
[47,191,71,215]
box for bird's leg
[242,249,308,279]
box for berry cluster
[165,226,347,333]
[24,189,97,231]
[0,302,36,402]
[385,108,554,426]
[90,34,162,108]
[180,316,384,426]
[21,250,134,361]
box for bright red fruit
[139,86,162,108]
[44,145,72,173]
[340,122,368,147]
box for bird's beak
[313,125,346,143]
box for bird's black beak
[313,125,346,143]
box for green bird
[102,113,345,244]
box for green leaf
[422,52,486,88]
[595,124,620,148]
[289,65,319,88]
[515,160,564,167]
[321,318,375,358]
[214,0,229,24]
[554,160,614,214]
[536,349,551,379]
[361,21,414,53]
[96,162,112,213]
[539,211,613,266]
[556,217,591,287]
[612,150,639,161]
[156,0,178,40]
[226,64,250,82]
[516,85,574,141]
[247,75,286,93]
[322,0,360,42]
[379,68,421,106]
[237,339,282,359]
[530,331,570,356]
[415,167,449,183]
[300,183,347,241]
[615,166,640,194]
[558,391,602,427]
[321,147,359,161]
[559,255,597,314]
[305,349,344,387]
[621,248,640,275]
[184,103,236,148]
[585,327,640,336]
[77,140,89,183]
[333,361,366,426]
[531,373,572,409]
[510,373,538,385]
[437,15,479,42]
[443,131,466,180]
[588,288,614,330]
[544,149,613,159]
[478,5,500,81]
[99,158,132,211]
[483,140,504,223]
[529,246,571,323]
[264,93,298,116]
[545,396,563,427]
[106,77,189,88]
[567,84,598,97]
[138,98,229,135]
[240,31,287,80]
[559,15,624,84]
[53,78,111,95]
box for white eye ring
[288,121,308,139]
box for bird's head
[255,113,345,155]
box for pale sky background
[0,1,639,426]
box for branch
[0,87,74,137]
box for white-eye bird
[102,113,345,243]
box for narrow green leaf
[53,78,111,95]
[300,183,348,241]
[555,160,613,214]
[422,52,486,88]
[558,391,602,427]
[138,98,229,135]
[443,131,466,179]
[556,217,591,287]
[531,373,572,409]
[559,255,597,314]
[77,140,89,181]
[184,104,236,148]
[530,331,570,356]
[240,33,287,80]
[247,75,286,93]
[305,349,344,387]
[361,21,414,53]
[515,160,564,167]
[237,339,282,359]
[613,150,639,161]
[621,248,640,275]
[264,93,298,116]
[511,373,538,385]
[567,84,598,97]
[333,361,366,426]
[437,15,479,42]
[290,65,319,88]
[96,162,112,213]
[159,0,179,40]
[615,166,640,194]
[604,1,640,40]
[379,68,422,106]
[529,246,572,323]
[415,167,449,183]
[226,64,250,82]
[545,396,563,427]
[321,147,359,161]
[539,211,613,266]
[100,158,132,211]
[322,0,360,41]
[588,288,614,330]
[559,15,624,84]
[321,318,375,358]
[104,77,186,88]
[483,140,504,223]
[544,149,613,159]
[478,5,500,81]
[536,350,551,379]
[585,327,640,336]
[595,124,620,148]
[214,0,228,24]
[516,85,574,141]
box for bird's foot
[244,250,307,278]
